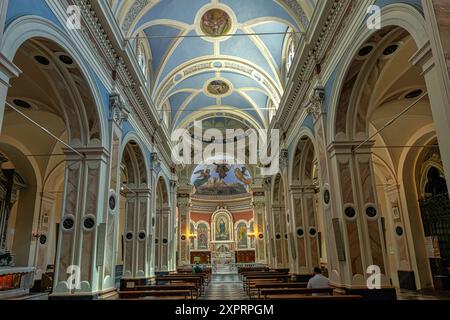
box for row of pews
[118,268,211,300]
[238,266,363,300]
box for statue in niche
[425,167,448,196]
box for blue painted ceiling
[112,0,317,129]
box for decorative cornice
[276,0,355,135]
[281,0,310,29]
[73,0,174,168]
[122,0,149,35]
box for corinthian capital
[306,85,325,121]
[109,93,130,126]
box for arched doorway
[0,36,104,294]
[290,134,326,275]
[331,21,450,291]
[155,176,170,272]
[271,173,289,269]
[117,139,150,284]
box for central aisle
[202,273,249,300]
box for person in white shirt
[307,267,331,295]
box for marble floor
[396,289,450,300]
[202,273,249,300]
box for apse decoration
[191,156,252,196]
[200,9,232,37]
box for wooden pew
[119,289,193,300]
[251,282,308,299]
[133,284,199,298]
[243,274,291,295]
[258,287,334,299]
[156,275,205,294]
[241,270,289,281]
[238,266,269,274]
[261,294,363,300]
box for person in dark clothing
[194,263,203,273]
[425,167,448,196]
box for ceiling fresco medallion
[207,79,230,96]
[200,9,232,37]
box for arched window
[137,43,147,79]
[285,38,295,77]
[161,102,171,127]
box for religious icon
[200,9,232,37]
[234,166,251,185]
[214,163,230,182]
[237,223,247,248]
[216,216,229,241]
[193,168,211,188]
[207,80,230,96]
[219,219,226,235]
[198,224,208,249]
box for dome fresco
[191,155,252,196]
[116,0,315,130]
[200,8,233,37]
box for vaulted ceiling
[108,0,318,130]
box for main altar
[210,209,236,273]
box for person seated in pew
[194,263,203,273]
[307,267,330,295]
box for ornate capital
[264,176,272,187]
[306,85,325,121]
[279,148,289,171]
[109,93,130,126]
[170,179,178,189]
